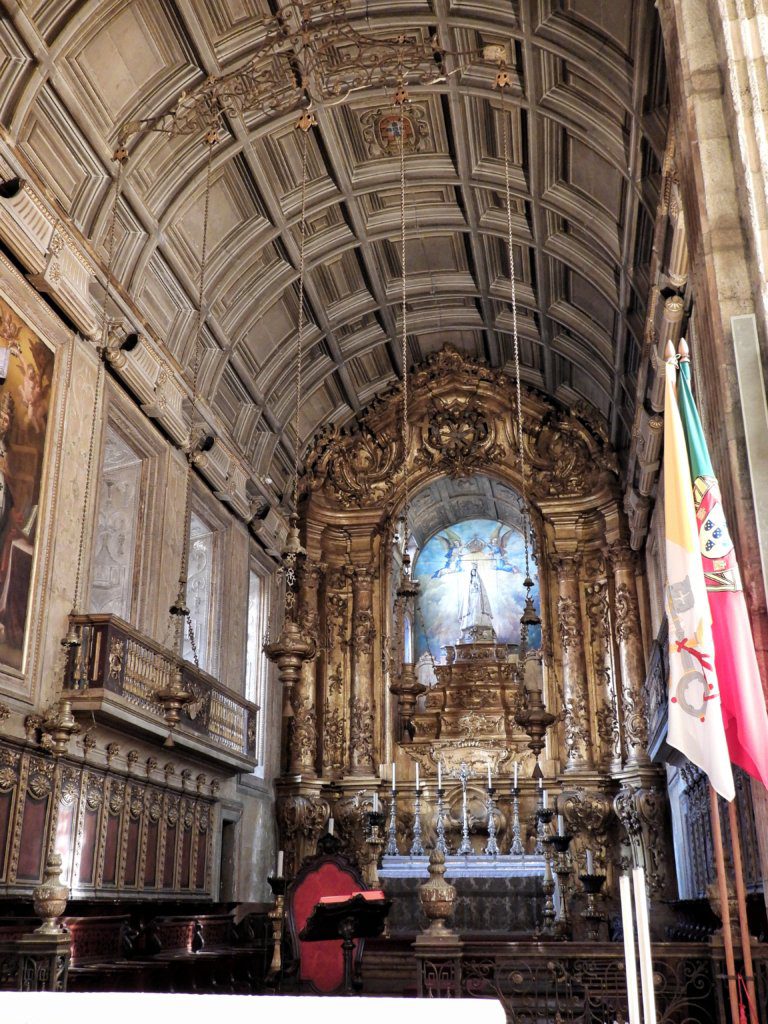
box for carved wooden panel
[0,739,216,899]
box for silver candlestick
[385,789,399,856]
[484,787,500,856]
[435,787,450,855]
[509,785,525,856]
[535,806,554,856]
[410,786,425,856]
[457,762,472,856]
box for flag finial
[678,337,690,362]
[664,339,676,361]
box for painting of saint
[0,299,53,670]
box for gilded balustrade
[63,614,258,771]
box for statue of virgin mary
[458,562,496,643]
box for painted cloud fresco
[413,518,540,664]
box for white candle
[328,817,334,836]
[542,789,548,809]
[633,866,657,1024]
[513,761,519,788]
[586,849,594,875]
[438,761,442,789]
[373,792,379,813]
[557,814,565,837]
[391,762,396,791]
[277,850,284,877]
[620,874,642,1024]
[487,762,492,788]
[415,763,420,790]
[538,776,543,790]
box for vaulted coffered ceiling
[0,0,668,501]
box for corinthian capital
[607,539,638,573]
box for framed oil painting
[0,296,54,671]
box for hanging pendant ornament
[158,127,219,743]
[496,64,541,633]
[264,109,316,694]
[388,73,425,734]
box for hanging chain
[71,153,126,618]
[171,130,216,667]
[499,71,532,586]
[396,67,410,553]
[293,111,314,514]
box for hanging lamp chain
[69,151,126,626]
[396,61,410,556]
[293,110,314,514]
[170,129,217,667]
[498,69,533,590]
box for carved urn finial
[418,848,457,938]
[33,853,68,934]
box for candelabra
[267,874,289,983]
[457,763,472,856]
[546,833,573,939]
[385,790,399,856]
[365,810,386,886]
[484,787,500,856]
[534,805,554,856]
[508,785,525,857]
[539,857,557,938]
[410,786,425,856]
[579,873,607,941]
[435,787,450,856]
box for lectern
[300,891,390,994]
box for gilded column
[288,561,322,777]
[584,560,622,772]
[555,555,594,772]
[349,565,376,775]
[609,541,649,768]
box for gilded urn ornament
[418,848,457,938]
[33,853,69,934]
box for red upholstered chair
[285,840,368,993]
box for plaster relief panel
[89,428,142,621]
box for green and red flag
[677,338,768,788]
[663,344,734,800]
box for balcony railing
[64,614,258,772]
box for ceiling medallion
[360,105,429,157]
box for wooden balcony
[64,614,258,773]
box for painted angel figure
[15,338,50,433]
[431,527,464,578]
[488,523,521,574]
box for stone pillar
[584,571,622,772]
[349,566,376,775]
[555,555,594,772]
[609,542,650,768]
[288,561,322,777]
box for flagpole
[709,785,740,1022]
[728,799,758,1024]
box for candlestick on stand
[484,787,500,856]
[385,789,399,856]
[435,787,450,855]
[457,762,472,856]
[547,833,573,939]
[364,808,386,887]
[509,786,525,856]
[410,784,425,856]
[267,874,289,985]
[579,871,607,942]
[534,794,554,856]
[539,856,557,938]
